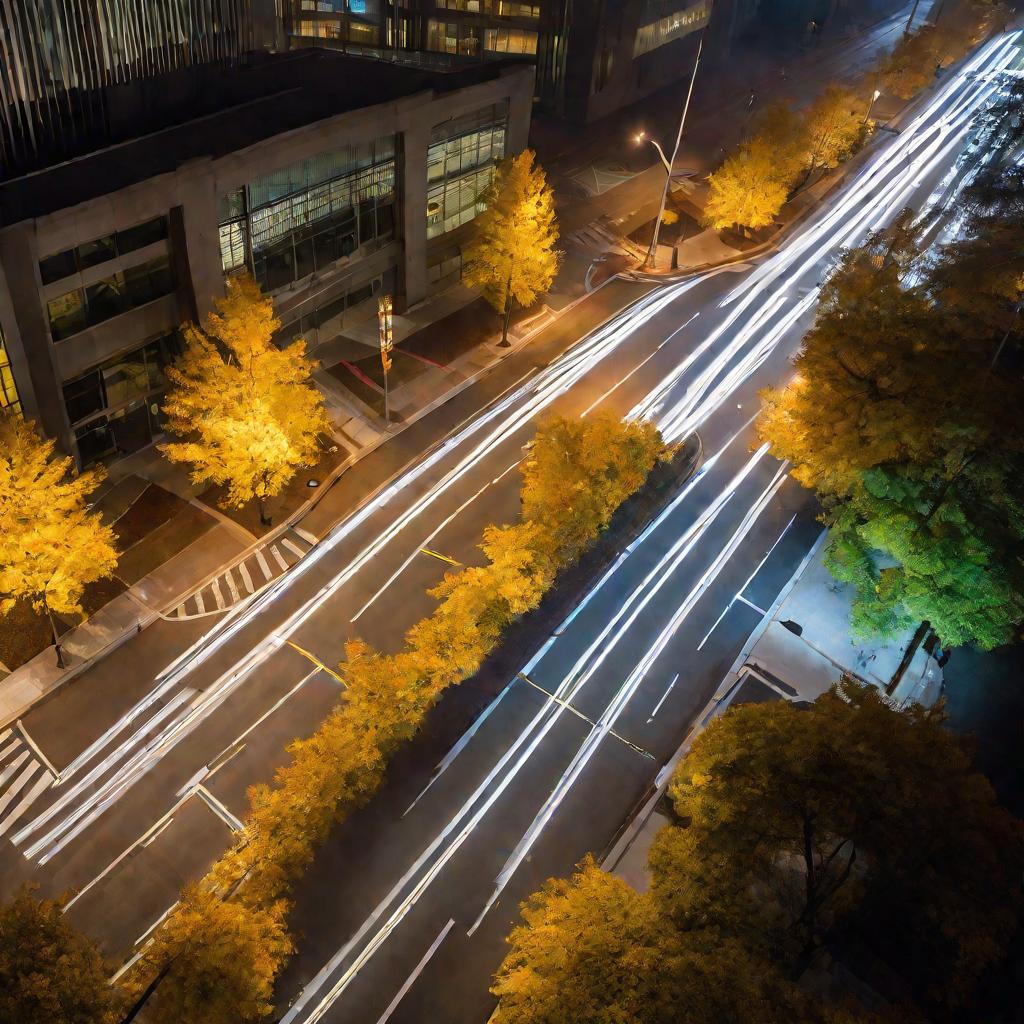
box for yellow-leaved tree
[0,413,118,667]
[463,149,560,347]
[703,137,793,232]
[162,274,330,525]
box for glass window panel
[74,419,115,465]
[294,236,316,281]
[39,249,77,285]
[115,217,167,255]
[63,371,105,423]
[85,272,127,324]
[101,348,149,408]
[48,289,88,340]
[77,234,117,270]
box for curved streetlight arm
[646,138,672,176]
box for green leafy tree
[463,149,560,346]
[0,412,118,665]
[0,886,122,1024]
[162,274,330,525]
[825,458,1024,648]
[650,681,1024,1010]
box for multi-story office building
[285,0,722,121]
[0,48,532,467]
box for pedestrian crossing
[0,727,55,841]
[171,531,313,620]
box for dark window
[294,236,316,281]
[74,419,115,465]
[77,235,117,270]
[84,274,127,323]
[377,203,394,239]
[347,281,374,309]
[116,217,167,256]
[39,250,77,285]
[62,371,105,423]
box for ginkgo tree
[162,274,330,526]
[0,413,118,667]
[463,149,560,347]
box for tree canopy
[0,886,121,1024]
[492,683,1023,1023]
[0,412,118,645]
[703,136,793,231]
[757,204,1024,647]
[161,274,330,522]
[652,681,1023,1012]
[463,149,560,345]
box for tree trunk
[499,290,513,347]
[258,495,272,528]
[44,599,65,669]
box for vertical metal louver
[0,0,258,177]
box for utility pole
[645,28,706,268]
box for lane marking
[272,545,289,572]
[736,594,767,615]
[282,537,305,559]
[647,673,679,723]
[517,674,655,761]
[372,919,455,1024]
[195,784,245,832]
[256,549,273,581]
[284,641,347,687]
[419,547,462,568]
[15,721,59,779]
[239,561,255,595]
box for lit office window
[426,19,479,56]
[633,0,710,57]
[231,137,398,292]
[427,102,508,239]
[218,190,249,272]
[483,27,537,54]
[0,327,21,414]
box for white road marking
[224,569,241,604]
[238,561,255,594]
[372,919,455,1024]
[647,674,679,723]
[256,548,273,581]
[282,537,305,559]
[272,545,290,572]
[211,577,225,610]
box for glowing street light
[378,294,393,423]
[864,87,882,125]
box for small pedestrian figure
[747,88,756,110]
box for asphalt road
[0,27,1018,1024]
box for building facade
[0,50,532,468]
[284,0,720,122]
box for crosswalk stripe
[238,561,254,594]
[0,729,10,746]
[211,578,225,610]
[255,549,273,581]
[281,537,305,559]
[0,762,39,817]
[0,738,20,763]
[224,569,241,603]
[0,751,28,786]
[271,545,289,572]
[176,604,185,619]
[195,590,205,615]
[0,773,52,838]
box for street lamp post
[641,28,706,269]
[864,88,882,125]
[378,294,393,423]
